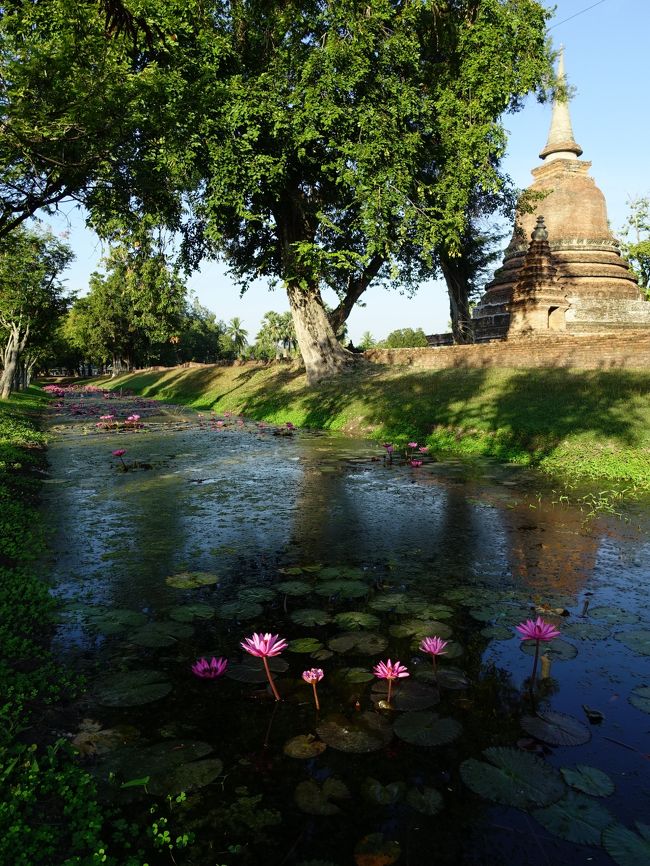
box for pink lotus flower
[410,459,423,467]
[126,414,141,422]
[100,414,114,421]
[420,636,448,676]
[241,632,288,701]
[112,449,126,457]
[407,442,418,449]
[515,617,560,642]
[418,446,429,453]
[192,656,228,679]
[285,422,295,430]
[302,668,324,710]
[373,659,409,705]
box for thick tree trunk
[285,282,353,384]
[439,255,475,344]
[0,349,18,399]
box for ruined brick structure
[472,49,650,341]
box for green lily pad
[603,822,650,866]
[390,619,453,640]
[460,747,565,809]
[334,611,380,630]
[216,600,263,620]
[276,580,312,596]
[480,624,513,641]
[283,735,327,759]
[131,621,193,648]
[435,667,471,690]
[426,639,463,659]
[168,603,214,623]
[363,778,405,805]
[165,572,219,589]
[291,609,332,627]
[393,711,461,747]
[532,791,614,845]
[95,670,171,707]
[288,637,324,654]
[520,638,578,661]
[371,680,439,711]
[328,631,388,655]
[294,777,351,815]
[354,833,400,866]
[226,656,289,683]
[314,580,368,599]
[369,593,412,613]
[316,712,393,753]
[89,608,148,635]
[521,712,591,746]
[588,606,640,624]
[615,629,650,655]
[561,765,615,797]
[279,566,304,576]
[629,685,650,714]
[468,606,506,623]
[406,786,443,815]
[409,603,454,620]
[239,587,276,603]
[561,622,610,641]
[339,667,375,684]
[100,740,213,780]
[148,758,223,796]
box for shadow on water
[41,392,650,866]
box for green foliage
[620,194,650,291]
[253,311,297,360]
[380,328,430,349]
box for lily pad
[340,667,375,684]
[295,777,351,815]
[460,747,565,809]
[615,629,650,655]
[314,580,368,599]
[393,711,461,747]
[520,638,578,661]
[561,765,615,797]
[629,685,650,714]
[94,670,172,707]
[291,609,332,627]
[354,833,400,866]
[89,608,147,635]
[277,580,312,596]
[131,621,193,648]
[148,758,223,796]
[226,656,289,683]
[239,587,276,604]
[165,571,219,589]
[316,712,393,753]
[435,667,471,690]
[283,735,327,759]
[363,778,405,805]
[371,680,439,711]
[588,606,640,624]
[334,611,380,630]
[369,593,412,613]
[603,822,650,866]
[561,622,610,641]
[288,637,324,654]
[409,603,454,620]
[406,786,443,815]
[390,619,453,640]
[216,600,263,620]
[100,739,213,780]
[328,631,388,655]
[168,603,214,623]
[480,624,513,641]
[72,720,139,756]
[532,791,614,845]
[521,711,591,746]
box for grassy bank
[107,360,650,486]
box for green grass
[106,360,650,485]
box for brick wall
[364,331,650,370]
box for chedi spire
[539,46,582,161]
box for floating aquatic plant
[373,659,409,706]
[192,656,228,679]
[516,616,560,690]
[112,448,127,470]
[241,632,288,701]
[302,668,324,710]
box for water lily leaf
[480,624,513,641]
[409,603,453,621]
[314,580,368,599]
[283,734,327,759]
[72,722,139,756]
[561,622,610,641]
[520,638,578,661]
[460,747,565,809]
[168,603,214,623]
[521,712,591,746]
[629,685,650,714]
[369,593,411,613]
[340,667,375,684]
[279,566,304,576]
[468,606,505,623]
[615,629,650,655]
[434,667,471,690]
[100,739,213,780]
[334,611,380,630]
[362,778,405,805]
[132,621,193,648]
[560,765,615,797]
[216,600,263,620]
[371,680,439,711]
[277,580,312,596]
[393,711,461,747]
[239,587,276,603]
[354,833,400,866]
[288,637,323,653]
[389,619,453,640]
[226,656,289,683]
[311,648,334,661]
[406,786,443,815]
[295,778,351,815]
[328,632,388,655]
[603,822,650,866]
[532,791,614,845]
[316,712,393,753]
[588,606,640,624]
[165,571,219,589]
[291,609,332,627]
[95,670,171,706]
[148,757,223,796]
[89,608,147,635]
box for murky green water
[41,391,650,866]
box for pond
[41,388,650,866]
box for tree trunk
[285,282,353,384]
[0,347,18,399]
[439,255,475,344]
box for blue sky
[47,0,649,344]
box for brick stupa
[473,49,650,341]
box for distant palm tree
[226,317,249,358]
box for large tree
[620,195,650,293]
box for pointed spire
[539,46,583,161]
